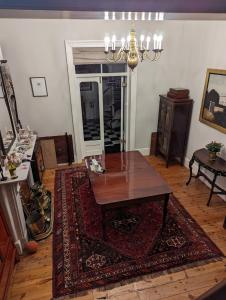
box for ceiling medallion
[103,12,164,71]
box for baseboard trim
[184,157,226,201]
[136,148,150,156]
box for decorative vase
[9,166,16,178]
[208,151,217,161]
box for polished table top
[85,151,172,205]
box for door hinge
[120,138,126,144]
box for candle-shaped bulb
[104,36,110,52]
[126,35,130,50]
[112,35,116,50]
[158,34,163,49]
[148,12,152,21]
[146,36,151,50]
[121,12,125,20]
[155,12,159,21]
[153,34,158,49]
[134,12,138,21]
[140,35,144,49]
[128,12,131,20]
[104,11,109,20]
[141,12,145,21]
[112,12,116,20]
[159,12,164,21]
[121,38,125,49]
[0,47,3,61]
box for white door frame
[65,40,137,163]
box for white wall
[0,19,225,162]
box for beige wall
[0,19,226,162]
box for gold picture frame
[199,69,226,134]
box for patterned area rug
[52,168,224,299]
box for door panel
[78,78,104,157]
[102,76,122,153]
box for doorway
[77,69,127,157]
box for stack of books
[167,88,190,99]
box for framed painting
[30,77,48,97]
[200,69,226,133]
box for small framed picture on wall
[30,77,48,97]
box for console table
[186,148,226,206]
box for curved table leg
[207,174,217,206]
[186,156,195,185]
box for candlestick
[158,35,163,49]
[153,34,158,50]
[141,12,145,21]
[0,47,3,61]
[126,35,130,50]
[146,36,151,50]
[104,11,109,20]
[140,35,144,50]
[128,12,131,20]
[104,37,110,52]
[112,35,116,51]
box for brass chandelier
[103,12,164,71]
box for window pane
[80,82,100,141]
[102,64,126,73]
[75,64,101,74]
[103,77,121,153]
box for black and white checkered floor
[83,120,120,149]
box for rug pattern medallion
[52,168,223,299]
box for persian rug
[52,167,224,299]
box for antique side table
[186,148,226,206]
[85,151,172,240]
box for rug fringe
[52,256,225,300]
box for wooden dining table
[85,151,172,239]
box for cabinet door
[158,99,167,132]
[158,100,173,155]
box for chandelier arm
[144,50,157,62]
[155,51,161,61]
[105,53,117,62]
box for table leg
[102,207,107,241]
[162,194,170,230]
[207,174,217,207]
[186,156,195,185]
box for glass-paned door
[78,77,104,157]
[102,76,124,153]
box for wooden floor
[9,156,226,300]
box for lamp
[104,28,163,71]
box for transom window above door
[75,63,126,74]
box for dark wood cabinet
[0,207,17,300]
[156,95,193,167]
